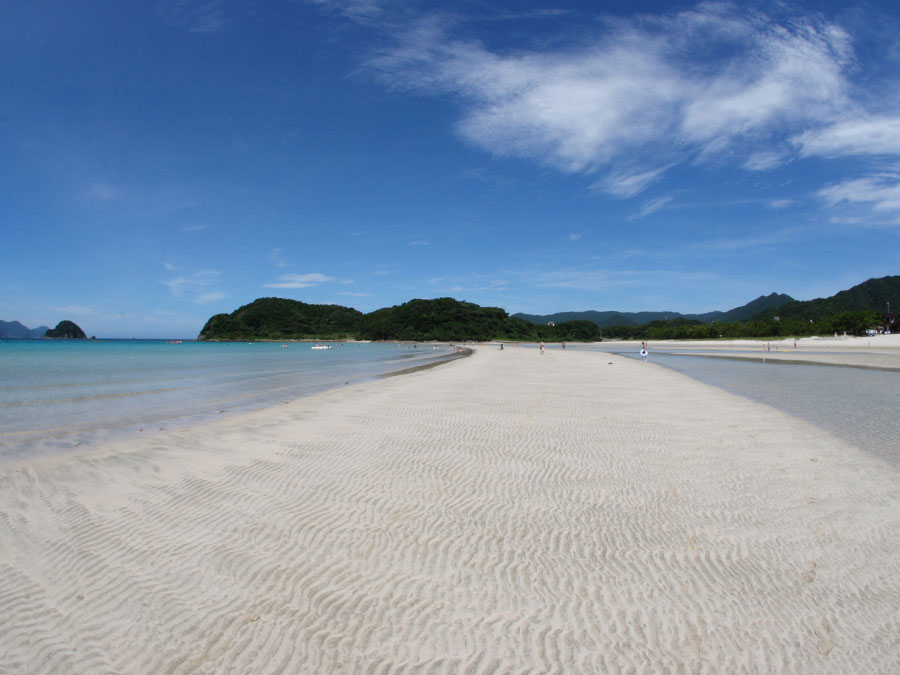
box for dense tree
[199,298,363,340]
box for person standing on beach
[540,341,545,356]
[640,342,648,361]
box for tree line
[199,297,603,342]
[200,297,887,343]
[600,310,884,341]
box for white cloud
[264,273,336,288]
[795,117,900,157]
[568,233,582,241]
[182,224,207,232]
[368,5,854,178]
[339,291,373,297]
[817,174,900,214]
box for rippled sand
[1,348,898,673]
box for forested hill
[199,297,601,342]
[512,292,794,328]
[199,298,365,341]
[199,276,897,342]
[753,276,900,322]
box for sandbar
[0,347,897,672]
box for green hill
[199,297,601,342]
[752,276,900,322]
[359,298,533,342]
[199,298,364,341]
[45,320,87,339]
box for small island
[45,320,87,339]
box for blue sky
[3,0,900,338]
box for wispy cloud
[817,174,900,216]
[795,117,900,158]
[744,151,788,171]
[163,270,225,303]
[366,4,854,182]
[596,166,670,198]
[182,224,207,232]
[270,248,287,268]
[408,240,430,246]
[196,291,226,304]
[689,229,798,251]
[768,198,795,209]
[84,182,117,201]
[636,195,674,218]
[264,273,336,288]
[161,0,225,34]
[338,291,373,297]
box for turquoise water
[0,339,455,459]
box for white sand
[613,333,900,370]
[1,348,898,673]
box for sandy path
[0,348,897,673]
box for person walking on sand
[540,341,545,356]
[640,342,648,361]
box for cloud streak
[264,273,336,288]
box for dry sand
[1,347,898,673]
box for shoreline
[600,333,900,371]
[1,347,897,672]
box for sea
[2,339,897,466]
[0,339,457,461]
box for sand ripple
[1,348,898,673]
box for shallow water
[577,343,899,465]
[0,340,455,459]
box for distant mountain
[0,320,51,338]
[716,293,796,323]
[512,292,795,328]
[753,276,900,322]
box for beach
[1,345,898,673]
[615,333,900,371]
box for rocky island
[45,320,87,339]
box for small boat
[311,344,332,350]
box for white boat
[310,344,332,350]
